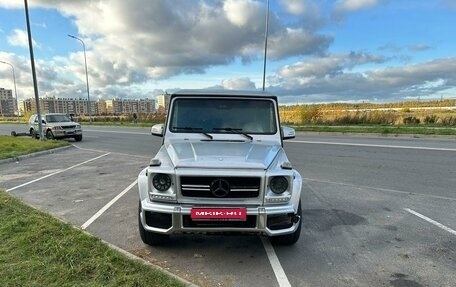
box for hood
[165,139,282,169]
[47,121,79,127]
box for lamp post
[68,34,91,121]
[0,60,19,115]
[262,0,270,91]
[24,0,43,140]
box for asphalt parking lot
[1,124,455,287]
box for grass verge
[0,135,70,160]
[294,125,456,136]
[0,190,185,287]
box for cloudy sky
[0,0,455,104]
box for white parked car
[138,90,302,245]
[29,113,83,141]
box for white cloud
[19,0,330,87]
[333,0,381,21]
[280,0,307,15]
[336,0,379,11]
[223,0,263,28]
[270,55,456,102]
[222,77,256,90]
[7,29,39,48]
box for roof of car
[171,89,277,99]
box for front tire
[30,128,39,139]
[270,200,302,245]
[74,135,83,142]
[45,129,54,140]
[138,201,169,246]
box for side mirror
[151,123,164,137]
[282,126,295,140]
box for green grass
[0,135,70,160]
[294,125,456,135]
[0,191,185,287]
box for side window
[33,116,38,123]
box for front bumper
[53,129,82,138]
[139,200,300,237]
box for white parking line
[6,153,110,192]
[404,208,456,236]
[81,179,137,230]
[304,177,456,202]
[289,140,456,152]
[261,237,292,287]
[72,144,149,159]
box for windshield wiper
[213,127,253,140]
[172,126,203,131]
[172,126,212,139]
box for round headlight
[152,174,171,191]
[270,176,288,194]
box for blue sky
[1,0,456,104]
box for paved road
[1,123,455,287]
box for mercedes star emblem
[210,179,230,197]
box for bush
[300,105,321,124]
[403,116,420,125]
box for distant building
[157,94,170,114]
[20,96,156,115]
[0,88,15,116]
[105,98,155,114]
[21,97,96,115]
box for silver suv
[138,90,302,245]
[29,113,83,141]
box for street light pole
[68,34,91,122]
[0,60,19,115]
[262,0,270,91]
[24,0,43,140]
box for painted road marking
[289,140,456,152]
[261,237,292,287]
[84,129,149,135]
[81,179,137,230]
[6,153,110,192]
[404,208,456,236]
[304,178,456,202]
[72,144,150,159]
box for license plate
[190,207,247,221]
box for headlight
[53,126,63,130]
[270,176,288,194]
[152,174,171,191]
[76,125,81,129]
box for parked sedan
[29,113,83,141]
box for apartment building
[21,97,155,115]
[0,88,15,116]
[157,94,170,114]
[104,98,156,114]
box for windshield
[45,114,71,123]
[169,98,277,135]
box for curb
[0,145,74,165]
[103,240,201,287]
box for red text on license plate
[190,208,247,221]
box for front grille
[62,125,76,129]
[180,176,260,198]
[182,215,257,228]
